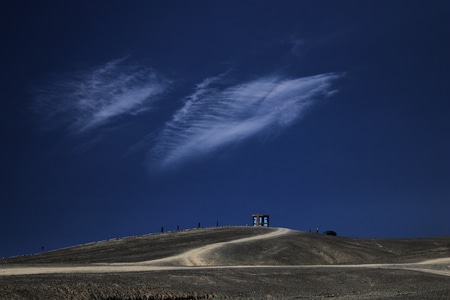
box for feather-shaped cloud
[33,58,169,134]
[149,72,341,170]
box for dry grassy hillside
[1,227,450,300]
[2,226,449,265]
[205,228,450,265]
[1,226,273,264]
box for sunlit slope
[2,227,449,266]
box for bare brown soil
[1,227,450,299]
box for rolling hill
[1,227,449,299]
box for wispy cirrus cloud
[148,72,342,170]
[32,58,169,134]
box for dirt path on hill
[2,258,450,277]
[138,227,292,266]
[391,257,450,277]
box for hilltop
[1,227,450,299]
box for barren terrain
[1,227,449,299]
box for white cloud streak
[33,58,169,134]
[149,72,341,170]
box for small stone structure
[252,214,269,227]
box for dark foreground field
[1,227,450,299]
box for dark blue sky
[1,1,449,258]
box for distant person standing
[316,227,319,234]
[161,226,164,233]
